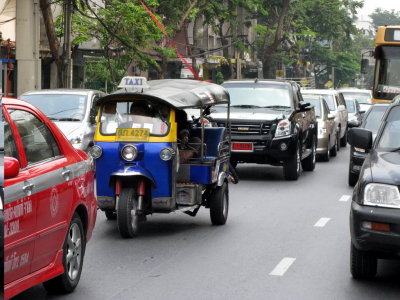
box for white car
[301,89,349,147]
[20,89,106,151]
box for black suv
[348,99,400,279]
[212,79,317,180]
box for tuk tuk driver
[102,102,121,134]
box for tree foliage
[370,8,400,29]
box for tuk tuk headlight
[160,147,175,161]
[89,145,103,159]
[121,145,138,161]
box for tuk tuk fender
[217,172,227,186]
[110,165,156,193]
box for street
[13,147,400,300]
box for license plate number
[115,128,150,142]
[232,142,253,152]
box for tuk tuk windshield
[100,101,170,136]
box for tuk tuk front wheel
[210,182,229,225]
[117,187,139,238]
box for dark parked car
[212,79,317,180]
[348,98,400,279]
[348,103,389,186]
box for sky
[357,0,400,18]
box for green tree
[370,8,400,29]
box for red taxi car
[2,98,97,299]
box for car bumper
[316,134,329,154]
[230,134,297,164]
[350,201,400,256]
[349,147,367,175]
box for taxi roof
[98,79,230,109]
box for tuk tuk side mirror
[361,58,369,74]
[348,128,373,150]
[5,156,20,179]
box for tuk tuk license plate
[115,128,150,142]
[232,142,253,152]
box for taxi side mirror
[5,156,20,179]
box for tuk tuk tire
[117,187,139,238]
[105,210,117,220]
[210,182,229,225]
[43,213,86,294]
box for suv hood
[368,150,400,185]
[54,121,84,137]
[211,107,288,121]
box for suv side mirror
[348,120,360,128]
[328,113,335,120]
[348,128,372,150]
[5,157,20,179]
[299,102,310,111]
[361,58,369,74]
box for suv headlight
[275,119,291,137]
[121,144,138,161]
[364,183,400,208]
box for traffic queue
[2,75,399,298]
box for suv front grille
[218,122,273,136]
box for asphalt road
[14,146,400,300]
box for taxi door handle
[22,183,34,194]
[62,169,71,179]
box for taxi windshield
[100,101,170,136]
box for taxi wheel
[105,210,117,220]
[350,243,377,279]
[210,182,229,225]
[43,213,86,294]
[117,187,139,238]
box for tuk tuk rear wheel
[117,187,139,238]
[210,182,229,225]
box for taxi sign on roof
[118,76,149,91]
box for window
[4,122,18,161]
[8,110,61,164]
[376,106,400,150]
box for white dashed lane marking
[269,257,296,276]
[339,195,351,202]
[314,217,331,227]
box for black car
[348,104,389,186]
[212,79,317,180]
[348,99,400,279]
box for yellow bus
[366,26,400,103]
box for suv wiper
[48,117,59,121]
[390,147,400,152]
[58,118,81,121]
[263,105,291,109]
[231,105,262,108]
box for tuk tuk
[90,77,232,238]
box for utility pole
[64,0,73,88]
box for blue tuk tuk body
[91,78,232,238]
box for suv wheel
[330,135,338,157]
[350,243,377,279]
[302,135,316,171]
[283,141,301,180]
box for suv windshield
[224,85,292,108]
[100,101,170,136]
[376,105,400,150]
[20,94,88,121]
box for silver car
[345,97,363,128]
[301,89,348,147]
[20,89,106,151]
[303,95,338,161]
[339,88,372,115]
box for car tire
[320,150,330,162]
[43,213,86,294]
[302,135,316,171]
[330,136,338,157]
[350,243,377,279]
[336,129,341,152]
[105,210,117,220]
[117,187,139,238]
[283,141,301,180]
[340,127,348,147]
[210,182,229,225]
